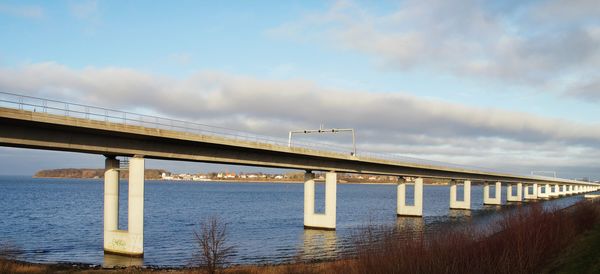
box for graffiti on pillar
[111,239,127,250]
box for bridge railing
[0,91,531,177]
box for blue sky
[1,0,599,179]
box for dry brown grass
[347,200,600,274]
[0,259,50,274]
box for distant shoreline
[32,168,448,185]
[29,176,449,185]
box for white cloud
[1,62,599,178]
[0,3,44,19]
[69,0,98,20]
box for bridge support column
[483,182,501,205]
[524,183,538,200]
[304,172,336,230]
[104,155,144,257]
[450,180,471,210]
[507,183,522,202]
[538,184,549,199]
[550,184,560,198]
[397,177,423,217]
[104,157,120,244]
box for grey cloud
[1,62,599,177]
[566,79,600,102]
[272,0,600,98]
[534,0,600,22]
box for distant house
[161,172,173,180]
[225,173,236,179]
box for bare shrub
[194,215,235,274]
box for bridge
[0,91,598,257]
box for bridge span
[0,92,598,257]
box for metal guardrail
[0,91,574,181]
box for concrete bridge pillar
[450,180,471,210]
[104,157,120,237]
[548,184,559,198]
[547,184,553,197]
[524,183,538,200]
[103,155,145,257]
[304,171,336,230]
[397,177,423,217]
[538,184,550,199]
[507,183,523,202]
[483,182,501,205]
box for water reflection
[103,254,144,268]
[482,204,503,211]
[301,229,337,260]
[448,209,472,218]
[395,216,424,233]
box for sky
[0,0,599,179]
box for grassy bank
[2,200,600,274]
[542,219,600,273]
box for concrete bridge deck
[0,106,590,185]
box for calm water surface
[0,176,588,266]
